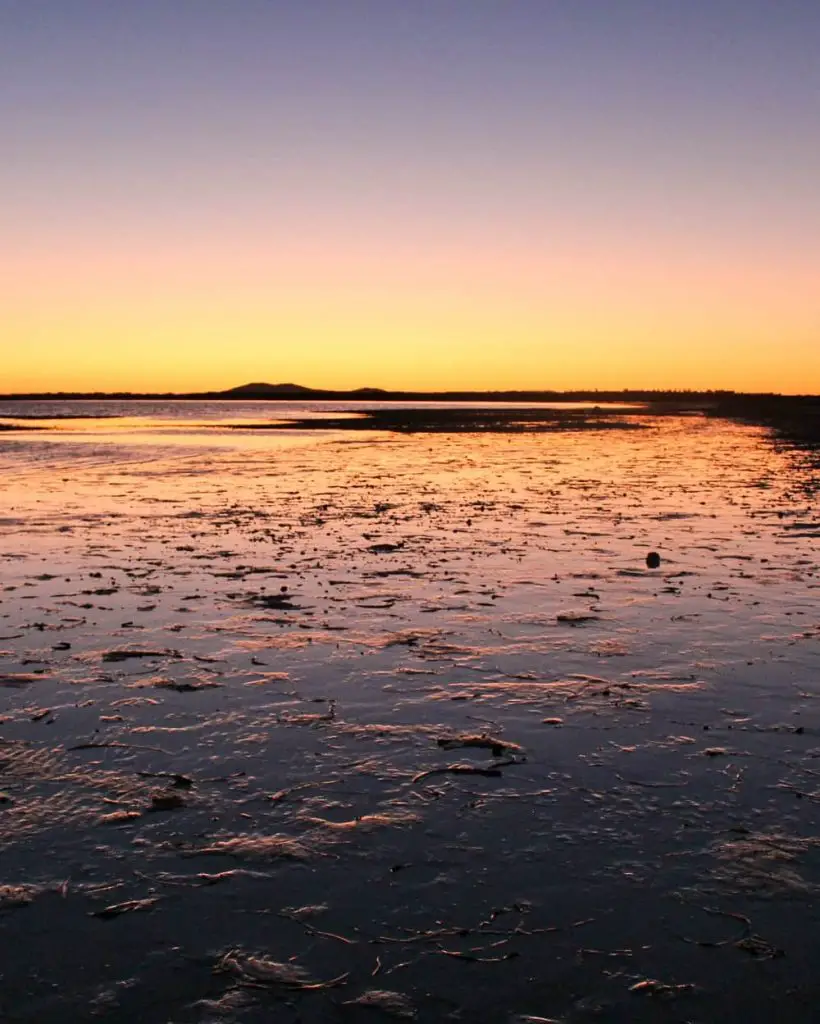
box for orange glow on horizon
[3,222,818,396]
[3,177,818,398]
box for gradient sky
[2,0,818,393]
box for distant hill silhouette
[219,383,398,398]
[220,382,315,396]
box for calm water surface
[0,404,818,1022]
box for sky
[1,0,818,394]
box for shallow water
[1,407,819,1023]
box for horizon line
[1,384,819,401]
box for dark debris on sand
[226,406,647,434]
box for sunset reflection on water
[0,406,818,1023]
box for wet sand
[1,410,819,1023]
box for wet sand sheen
[0,409,818,1023]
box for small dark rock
[646,551,661,569]
[150,792,185,811]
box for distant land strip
[0,382,817,403]
[1,383,818,447]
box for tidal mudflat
[0,404,818,1023]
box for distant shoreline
[0,385,817,402]
[1,386,818,447]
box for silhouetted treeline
[705,393,820,448]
